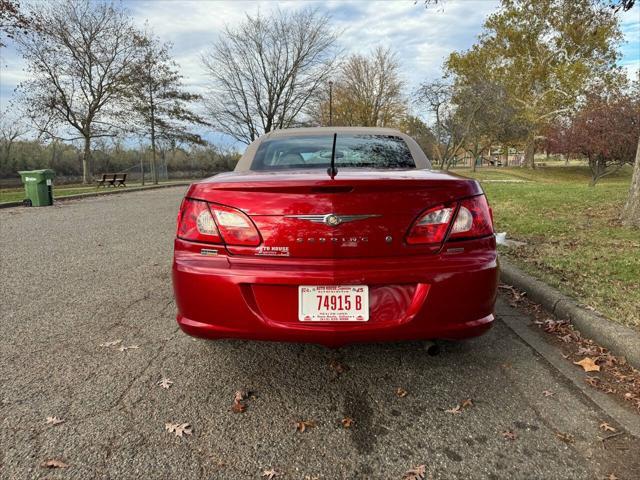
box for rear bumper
[172,237,498,347]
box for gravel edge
[500,257,640,368]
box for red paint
[172,168,498,347]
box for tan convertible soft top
[234,127,432,171]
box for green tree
[447,0,623,168]
[128,30,207,184]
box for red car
[172,127,498,347]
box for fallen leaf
[99,339,122,348]
[262,467,282,479]
[395,387,408,398]
[118,344,140,352]
[157,378,173,389]
[556,432,575,444]
[502,430,517,441]
[402,464,426,480]
[599,422,616,432]
[542,390,555,397]
[329,359,349,375]
[445,405,462,415]
[165,422,192,437]
[295,420,316,433]
[577,346,598,356]
[232,390,247,413]
[574,357,600,372]
[461,398,474,409]
[585,377,600,387]
[341,417,354,428]
[45,416,64,425]
[40,459,69,469]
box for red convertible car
[172,127,498,347]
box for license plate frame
[298,285,369,322]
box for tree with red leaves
[553,93,639,186]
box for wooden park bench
[96,173,127,187]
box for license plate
[298,285,369,322]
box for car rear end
[172,129,498,346]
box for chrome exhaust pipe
[424,340,441,356]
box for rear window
[251,134,416,171]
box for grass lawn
[0,180,193,204]
[454,164,639,329]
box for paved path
[1,187,637,479]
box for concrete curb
[500,258,640,368]
[0,182,191,209]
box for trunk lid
[188,169,483,258]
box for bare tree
[0,0,31,47]
[16,0,139,183]
[310,46,405,127]
[202,8,339,144]
[414,81,472,169]
[128,30,208,184]
[0,110,27,166]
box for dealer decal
[256,245,290,257]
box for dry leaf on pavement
[502,430,517,441]
[232,390,247,413]
[445,405,462,415]
[341,417,354,428]
[165,422,192,437]
[461,398,474,409]
[402,464,426,480]
[556,432,575,444]
[262,467,282,479]
[118,344,140,352]
[329,359,349,375]
[45,416,64,425]
[99,339,122,348]
[157,378,173,389]
[395,387,408,398]
[599,422,616,432]
[40,459,69,469]
[295,420,317,433]
[574,357,600,372]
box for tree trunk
[82,135,91,184]
[621,136,640,228]
[524,137,536,169]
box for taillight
[406,204,455,245]
[177,198,222,244]
[449,195,494,240]
[210,204,261,246]
[406,195,494,245]
[177,199,261,246]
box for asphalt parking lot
[1,187,638,479]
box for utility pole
[328,80,333,127]
[140,150,145,186]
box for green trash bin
[18,169,55,206]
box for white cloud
[1,0,638,135]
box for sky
[1,0,638,148]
